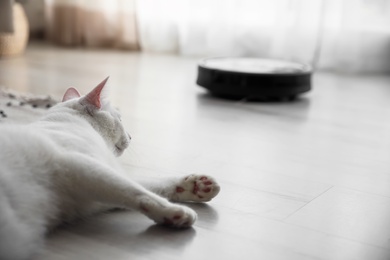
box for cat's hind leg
[137,174,221,203]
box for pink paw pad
[203,188,211,193]
[176,186,185,193]
[194,177,213,194]
[162,213,192,228]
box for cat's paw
[173,174,220,202]
[160,205,197,228]
[139,198,197,228]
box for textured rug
[0,88,59,124]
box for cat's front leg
[58,154,197,228]
[137,174,221,203]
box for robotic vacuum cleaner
[196,57,312,101]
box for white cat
[0,78,220,260]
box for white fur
[0,81,220,260]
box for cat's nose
[127,133,132,140]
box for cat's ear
[62,87,81,102]
[82,77,110,109]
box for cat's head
[61,77,131,156]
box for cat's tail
[0,196,43,260]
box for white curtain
[136,0,390,73]
[45,0,139,49]
[43,0,390,72]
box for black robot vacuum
[196,57,312,101]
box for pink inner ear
[62,87,81,102]
[84,77,109,109]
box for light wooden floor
[1,43,390,260]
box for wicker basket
[0,3,29,58]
